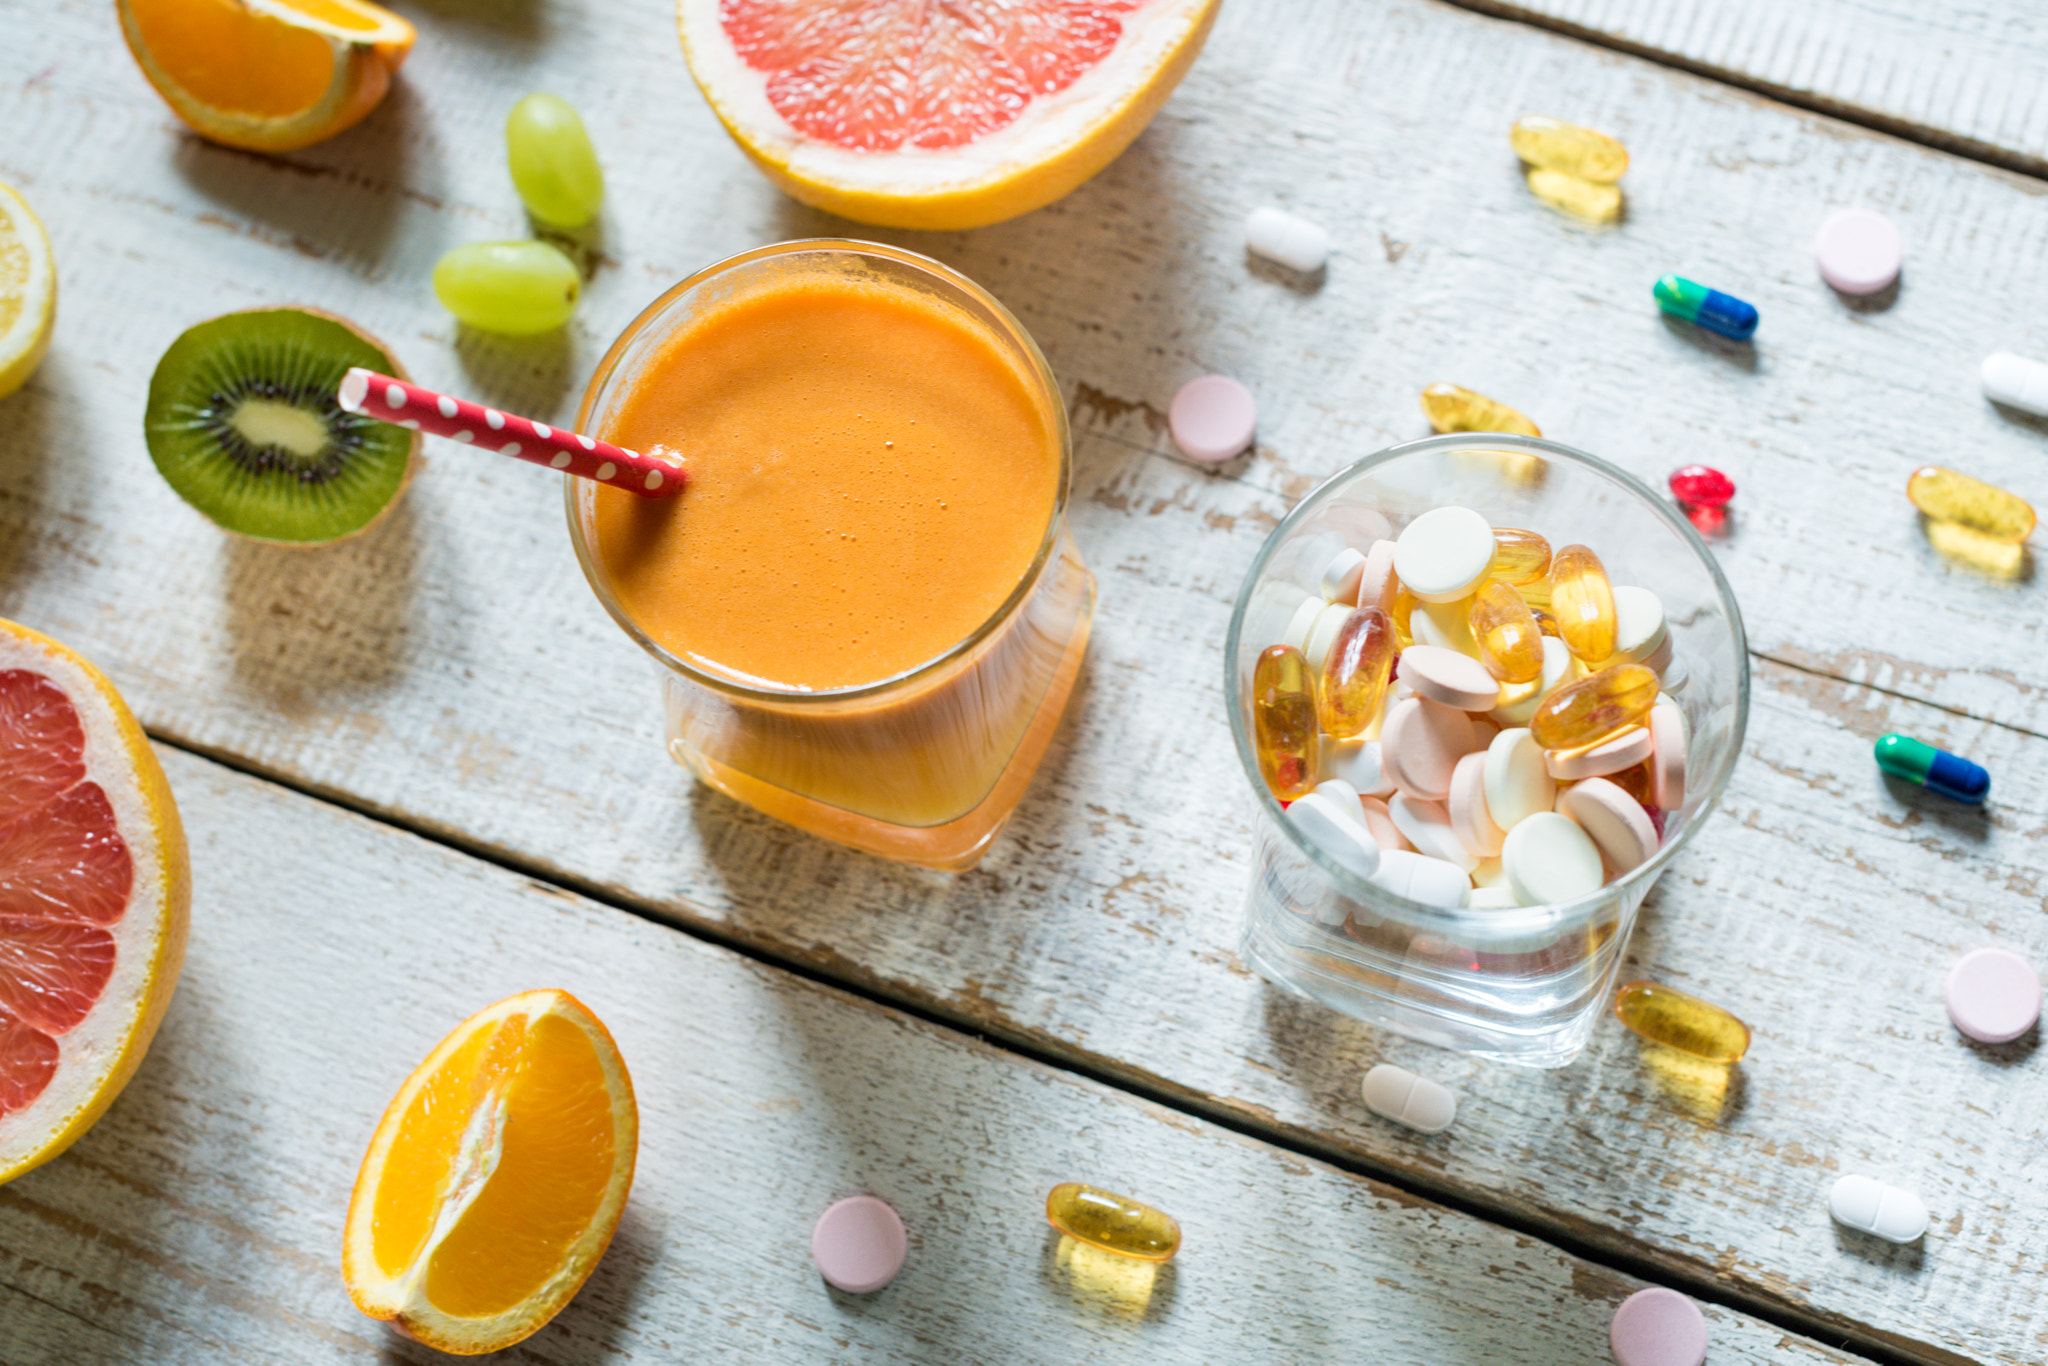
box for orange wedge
[118,0,416,153]
[343,990,638,1355]
[0,618,191,1185]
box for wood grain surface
[0,749,1865,1365]
[1454,0,2048,176]
[2,0,2044,1362]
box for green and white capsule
[1874,733,1989,804]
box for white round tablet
[1287,792,1382,881]
[1394,506,1495,603]
[1501,811,1604,904]
[1483,728,1555,831]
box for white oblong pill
[1370,849,1471,908]
[1282,594,1324,651]
[1320,547,1368,603]
[1246,205,1330,273]
[1400,645,1500,711]
[1395,506,1496,603]
[1361,1063,1458,1134]
[1465,886,1519,909]
[1314,778,1367,825]
[1607,586,1667,665]
[1305,601,1355,672]
[1321,735,1394,798]
[1501,811,1604,904]
[1829,1174,1929,1244]
[1287,792,1382,882]
[1981,352,2048,418]
[1388,792,1480,871]
[1484,727,1556,831]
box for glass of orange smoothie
[567,241,1094,870]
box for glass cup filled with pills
[1225,434,1749,1067]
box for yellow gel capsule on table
[1530,664,1657,751]
[1524,168,1622,225]
[1614,981,1751,1063]
[1549,543,1617,663]
[1468,583,1544,684]
[1420,383,1541,438]
[1046,1183,1181,1262]
[1906,466,2036,543]
[1253,644,1319,801]
[1318,607,1395,738]
[1488,526,1551,585]
[1510,116,1629,182]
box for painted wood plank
[0,748,1863,1365]
[1456,0,2048,176]
[2,0,2046,1361]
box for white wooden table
[4,2,2045,1362]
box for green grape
[506,93,605,228]
[432,241,580,334]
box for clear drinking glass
[568,241,1095,871]
[1226,435,1749,1067]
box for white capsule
[1286,792,1382,884]
[1465,885,1520,909]
[1982,351,2048,418]
[1828,1174,1929,1244]
[1245,205,1330,273]
[1368,848,1470,908]
[1361,1063,1458,1134]
[1313,778,1368,827]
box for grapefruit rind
[342,990,639,1356]
[117,0,416,153]
[0,620,190,1185]
[0,182,56,402]
[678,0,1221,230]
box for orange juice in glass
[567,241,1094,870]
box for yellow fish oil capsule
[1907,466,2037,543]
[1253,644,1319,801]
[1530,664,1658,751]
[1510,116,1629,182]
[1524,168,1621,224]
[1530,606,1561,637]
[1614,981,1751,1063]
[1318,607,1395,738]
[1420,383,1541,438]
[1548,543,1617,663]
[1488,526,1551,585]
[1468,583,1544,684]
[1045,1183,1182,1262]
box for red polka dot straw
[337,368,684,497]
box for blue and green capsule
[1654,276,1759,341]
[1875,733,1989,804]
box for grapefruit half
[679,0,1222,230]
[0,619,190,1184]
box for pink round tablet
[1815,208,1902,295]
[1946,948,2041,1045]
[1169,375,1257,463]
[1610,1287,1707,1366]
[1546,726,1653,781]
[1399,645,1499,711]
[1447,751,1505,858]
[812,1196,908,1294]
[1559,777,1657,875]
[1355,539,1400,614]
[1380,697,1480,802]
[1649,704,1687,811]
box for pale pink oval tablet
[1399,645,1499,711]
[813,1195,908,1294]
[1355,539,1400,614]
[1169,375,1256,463]
[1946,947,2042,1044]
[1558,777,1657,876]
[1380,696,1480,802]
[1815,207,1902,295]
[1358,795,1414,852]
[1649,704,1687,810]
[1545,726,1653,780]
[1610,1287,1707,1366]
[1447,751,1505,858]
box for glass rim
[566,237,1073,704]
[1223,431,1752,933]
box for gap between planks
[151,734,1919,1366]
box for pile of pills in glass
[1168,374,1258,464]
[1252,504,1694,910]
[1613,981,1751,1063]
[1244,205,1330,274]
[1360,1062,1458,1133]
[1510,115,1626,225]
[1044,1183,1182,1261]
[1873,733,1989,804]
[1420,383,1540,438]
[811,1195,908,1294]
[1828,1174,1929,1244]
[1813,208,1902,296]
[1654,276,1758,341]
[1905,465,2036,543]
[1609,1287,1708,1366]
[1982,351,2048,418]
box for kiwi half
[145,307,421,544]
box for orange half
[342,990,638,1355]
[118,0,416,152]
